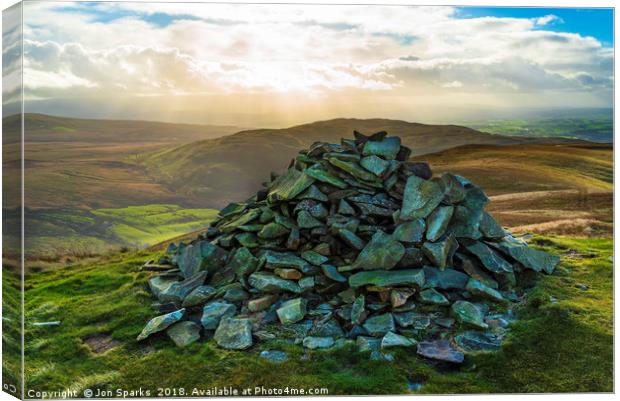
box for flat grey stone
[302,336,334,349]
[201,301,237,330]
[214,318,253,350]
[137,309,185,341]
[417,340,464,364]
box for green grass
[51,126,76,133]
[456,236,613,393]
[2,266,23,397]
[4,235,611,396]
[91,205,219,246]
[4,205,218,261]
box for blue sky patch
[54,3,201,28]
[455,7,614,46]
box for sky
[2,2,614,127]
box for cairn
[137,131,559,363]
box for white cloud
[25,68,97,90]
[534,14,563,26]
[22,39,402,98]
[16,2,613,121]
[442,81,463,88]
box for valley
[2,114,613,262]
[463,115,613,143]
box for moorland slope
[142,118,581,207]
[420,143,613,235]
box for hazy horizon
[2,107,613,131]
[2,3,613,127]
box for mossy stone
[451,301,488,329]
[353,231,405,270]
[400,175,444,220]
[167,321,201,347]
[214,318,253,350]
[363,313,395,336]
[137,309,185,341]
[276,298,307,324]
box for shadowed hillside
[142,118,580,207]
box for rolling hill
[2,114,245,209]
[142,118,582,207]
[420,143,613,236]
[2,113,245,144]
[4,205,218,262]
[3,114,611,261]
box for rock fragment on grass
[417,340,464,364]
[137,309,185,341]
[167,321,201,347]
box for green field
[463,117,612,143]
[3,205,217,262]
[2,235,610,397]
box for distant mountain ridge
[141,117,583,208]
[2,113,245,144]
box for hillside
[2,115,610,261]
[142,118,580,207]
[2,113,244,144]
[2,114,244,209]
[3,205,218,262]
[5,125,613,390]
[419,143,613,236]
[4,124,612,394]
[4,115,585,210]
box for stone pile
[137,131,559,363]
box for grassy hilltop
[5,236,611,395]
[2,114,613,395]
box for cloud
[22,39,403,99]
[442,81,463,88]
[3,4,23,106]
[13,2,613,122]
[534,14,563,26]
